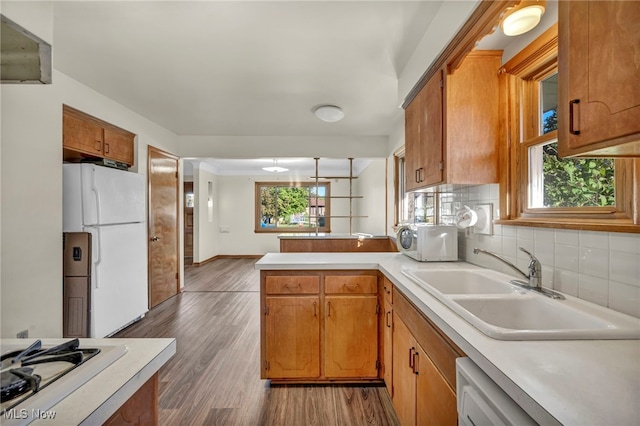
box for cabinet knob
[151,235,161,242]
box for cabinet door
[405,84,425,191]
[415,342,457,426]
[382,296,393,395]
[104,127,135,165]
[265,296,320,379]
[559,1,640,154]
[392,314,417,426]
[420,69,444,186]
[63,111,103,156]
[324,295,378,378]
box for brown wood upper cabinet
[63,105,135,166]
[404,51,502,190]
[558,1,640,157]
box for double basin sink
[401,268,640,340]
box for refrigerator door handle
[90,167,102,224]
[87,227,102,289]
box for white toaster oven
[396,224,458,262]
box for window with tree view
[255,182,330,232]
[525,71,616,211]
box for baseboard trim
[193,254,263,266]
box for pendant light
[262,159,288,173]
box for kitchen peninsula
[1,337,175,425]
[256,252,640,425]
[278,233,397,253]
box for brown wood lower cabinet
[325,294,378,378]
[261,271,381,382]
[391,288,464,426]
[104,373,158,425]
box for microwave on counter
[396,224,458,262]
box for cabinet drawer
[265,276,319,294]
[325,275,377,294]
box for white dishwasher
[456,357,537,426]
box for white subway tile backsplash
[579,247,610,279]
[517,227,534,240]
[609,233,640,254]
[503,226,517,238]
[554,243,580,272]
[502,236,517,257]
[533,228,555,243]
[553,269,579,296]
[534,240,554,267]
[580,230,609,249]
[609,251,640,287]
[555,228,579,245]
[608,281,640,318]
[578,274,609,307]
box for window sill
[496,218,640,234]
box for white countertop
[256,252,640,426]
[1,337,176,425]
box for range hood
[1,14,51,84]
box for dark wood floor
[114,258,399,425]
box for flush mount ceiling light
[313,105,345,123]
[501,0,546,36]
[262,159,288,173]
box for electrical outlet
[16,329,28,339]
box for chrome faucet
[473,247,563,299]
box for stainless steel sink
[401,267,640,340]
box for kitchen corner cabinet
[558,1,640,157]
[261,271,380,382]
[63,105,136,166]
[392,287,463,426]
[404,51,501,190]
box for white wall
[193,163,219,264]
[353,158,387,235]
[0,0,180,338]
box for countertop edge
[81,338,177,424]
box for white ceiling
[51,0,475,174]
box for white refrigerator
[63,163,148,337]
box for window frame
[254,181,331,233]
[499,23,638,231]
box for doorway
[184,181,194,266]
[148,146,180,308]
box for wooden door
[63,106,103,156]
[415,342,457,426]
[421,69,444,186]
[183,182,194,266]
[559,1,640,154]
[392,314,417,426]
[148,146,180,308]
[324,295,378,378]
[265,296,320,379]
